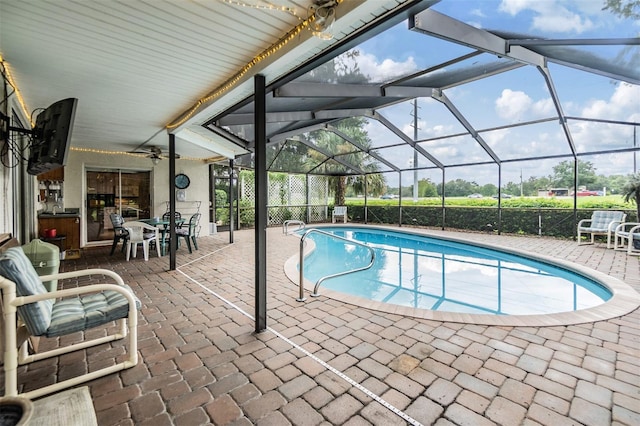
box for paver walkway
[2,226,639,425]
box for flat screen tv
[27,98,78,175]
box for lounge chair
[0,245,139,399]
[332,206,347,223]
[613,222,640,255]
[577,210,626,247]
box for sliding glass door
[85,168,150,244]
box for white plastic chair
[613,222,640,255]
[124,221,160,261]
[332,206,347,223]
[577,210,626,248]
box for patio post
[169,133,177,270]
[228,159,235,244]
[254,75,267,332]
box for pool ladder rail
[296,228,376,302]
[283,220,305,235]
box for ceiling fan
[129,146,180,164]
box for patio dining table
[140,217,185,256]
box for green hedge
[346,205,636,239]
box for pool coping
[284,224,640,327]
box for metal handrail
[283,219,305,235]
[297,229,376,301]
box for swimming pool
[285,225,640,326]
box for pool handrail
[283,220,305,235]
[297,228,375,301]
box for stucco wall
[62,150,210,246]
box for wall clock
[175,173,190,189]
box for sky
[329,0,640,188]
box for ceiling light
[310,1,336,40]
[151,156,160,165]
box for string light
[0,54,34,127]
[70,147,204,162]
[219,0,301,19]
[166,0,342,130]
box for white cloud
[495,89,532,121]
[498,0,539,15]
[498,0,597,34]
[532,98,555,117]
[559,83,639,154]
[532,13,594,33]
[581,83,640,121]
[402,120,456,139]
[356,52,418,83]
[495,89,555,121]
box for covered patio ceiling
[205,3,639,182]
[1,0,426,161]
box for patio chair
[176,213,201,253]
[123,221,160,261]
[0,246,139,399]
[577,210,626,247]
[332,206,348,223]
[109,213,129,255]
[613,222,640,256]
[162,211,182,227]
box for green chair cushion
[47,285,141,337]
[0,247,53,336]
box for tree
[437,179,480,197]
[350,173,386,198]
[305,50,386,205]
[551,160,598,189]
[418,178,438,197]
[622,173,640,220]
[602,0,640,19]
[480,183,498,197]
[602,174,629,194]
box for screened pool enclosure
[205,1,638,233]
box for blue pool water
[301,227,612,316]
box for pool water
[301,227,612,316]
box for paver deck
[2,226,639,425]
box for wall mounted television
[27,97,78,175]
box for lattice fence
[239,171,329,225]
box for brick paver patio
[2,226,639,425]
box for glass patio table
[140,218,185,255]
